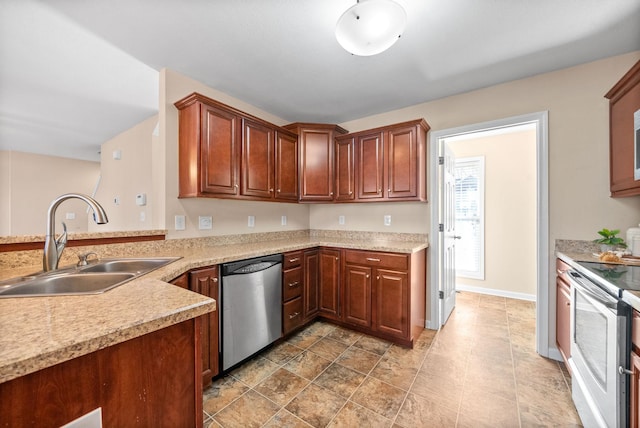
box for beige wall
[90,115,158,232]
[159,69,310,239]
[449,129,537,297]
[0,151,100,235]
[0,152,10,236]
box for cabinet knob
[270,188,274,192]
[330,192,334,196]
[378,188,382,193]
[336,257,339,261]
[213,278,218,282]
[366,274,370,278]
[349,191,353,195]
[377,275,380,280]
[277,188,281,193]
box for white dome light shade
[335,0,407,56]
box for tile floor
[203,291,582,427]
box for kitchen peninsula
[0,229,427,427]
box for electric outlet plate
[248,215,255,228]
[281,215,287,226]
[338,215,345,225]
[199,216,212,230]
[175,215,186,230]
[384,215,391,226]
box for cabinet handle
[366,257,381,262]
[289,257,300,263]
[289,312,300,319]
[288,281,299,287]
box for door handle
[453,236,462,239]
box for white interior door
[440,141,457,325]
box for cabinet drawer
[345,250,408,270]
[556,258,572,276]
[284,251,303,269]
[283,297,303,334]
[283,267,303,301]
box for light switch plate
[248,215,255,228]
[384,215,391,226]
[199,216,212,230]
[175,215,186,230]
[281,215,287,226]
[338,215,345,225]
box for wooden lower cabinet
[189,267,219,387]
[283,251,304,334]
[374,268,409,338]
[319,248,341,320]
[0,319,203,427]
[303,249,320,321]
[343,264,372,328]
[555,258,572,368]
[171,267,219,387]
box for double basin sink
[0,257,181,298]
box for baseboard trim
[456,283,536,302]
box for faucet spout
[43,193,108,272]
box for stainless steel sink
[80,258,180,274]
[0,272,135,297]
[0,257,181,298]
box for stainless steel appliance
[220,254,282,371]
[565,262,633,428]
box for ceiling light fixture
[335,0,407,56]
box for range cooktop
[577,261,640,293]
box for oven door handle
[567,270,618,311]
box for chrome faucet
[43,193,108,272]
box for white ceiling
[1,0,639,162]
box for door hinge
[439,291,444,299]
[439,223,444,232]
[438,156,444,165]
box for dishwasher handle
[224,260,281,276]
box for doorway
[428,111,550,358]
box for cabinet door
[201,104,239,195]
[335,136,355,201]
[556,277,571,364]
[319,249,341,319]
[241,118,274,199]
[631,351,640,428]
[170,272,189,289]
[190,266,219,386]
[299,129,335,201]
[387,125,418,199]
[374,268,409,339]
[304,249,320,321]
[358,132,384,200]
[275,131,299,201]
[343,264,372,328]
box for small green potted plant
[594,228,627,252]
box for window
[454,157,484,279]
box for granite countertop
[0,235,428,384]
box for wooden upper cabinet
[357,131,385,200]
[284,123,348,202]
[175,93,298,202]
[605,60,640,197]
[345,119,429,202]
[241,118,274,199]
[335,136,356,201]
[275,131,299,201]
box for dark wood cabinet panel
[0,320,202,427]
[605,60,640,197]
[335,136,356,201]
[357,131,385,200]
[556,276,571,366]
[374,268,409,338]
[304,249,320,321]
[343,264,372,328]
[176,93,298,202]
[189,266,219,387]
[283,266,303,301]
[319,248,341,319]
[284,297,303,334]
[275,131,299,201]
[241,118,274,199]
[284,123,348,201]
[387,124,420,199]
[170,272,189,289]
[631,350,640,428]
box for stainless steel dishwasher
[220,254,282,371]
